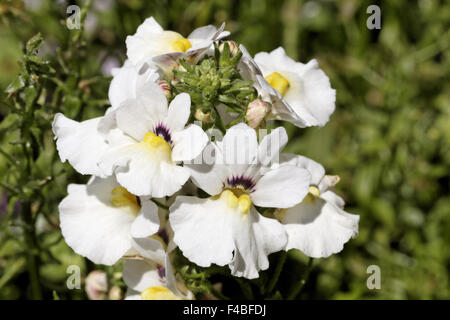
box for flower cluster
[53,17,359,300]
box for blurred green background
[0,0,449,299]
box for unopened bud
[194,109,213,123]
[245,99,270,128]
[157,80,171,98]
[85,270,107,300]
[108,285,123,300]
[219,41,239,57]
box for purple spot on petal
[153,123,173,145]
[157,265,166,279]
[226,174,256,192]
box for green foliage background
[0,0,449,299]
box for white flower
[58,176,160,266]
[98,82,209,197]
[274,155,359,258]
[239,45,335,128]
[54,82,209,198]
[254,47,336,127]
[123,237,193,300]
[169,123,311,279]
[126,16,230,67]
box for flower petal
[58,177,135,265]
[108,62,159,110]
[170,195,287,279]
[220,123,258,176]
[123,259,165,293]
[171,124,209,162]
[252,165,311,208]
[130,199,160,238]
[185,142,230,196]
[169,196,235,267]
[52,114,108,177]
[166,93,191,132]
[131,237,166,266]
[229,206,287,279]
[257,127,288,166]
[101,143,190,197]
[280,194,359,258]
[279,154,325,186]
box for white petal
[185,142,230,196]
[114,82,168,141]
[280,194,359,258]
[188,25,218,40]
[52,114,108,177]
[115,99,154,142]
[279,154,325,186]
[170,195,287,279]
[58,177,135,265]
[102,144,190,197]
[257,127,288,166]
[108,63,139,110]
[170,196,235,267]
[252,165,311,208]
[125,17,165,65]
[220,123,258,176]
[229,206,287,279]
[137,82,168,118]
[171,124,209,162]
[108,62,159,110]
[130,199,160,238]
[131,237,166,266]
[321,190,345,209]
[166,93,191,132]
[123,259,165,292]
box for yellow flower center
[305,186,321,203]
[172,37,192,53]
[141,286,180,300]
[219,189,251,214]
[265,72,290,96]
[110,187,140,216]
[141,132,173,163]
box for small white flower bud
[85,270,107,300]
[219,41,239,57]
[245,99,270,128]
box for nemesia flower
[273,155,359,258]
[170,123,311,279]
[239,45,335,128]
[124,228,193,300]
[97,82,209,197]
[58,176,159,265]
[253,47,336,127]
[126,17,230,67]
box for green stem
[22,201,42,299]
[236,278,254,300]
[287,258,313,300]
[151,198,169,210]
[264,251,287,295]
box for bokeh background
[0,0,449,299]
